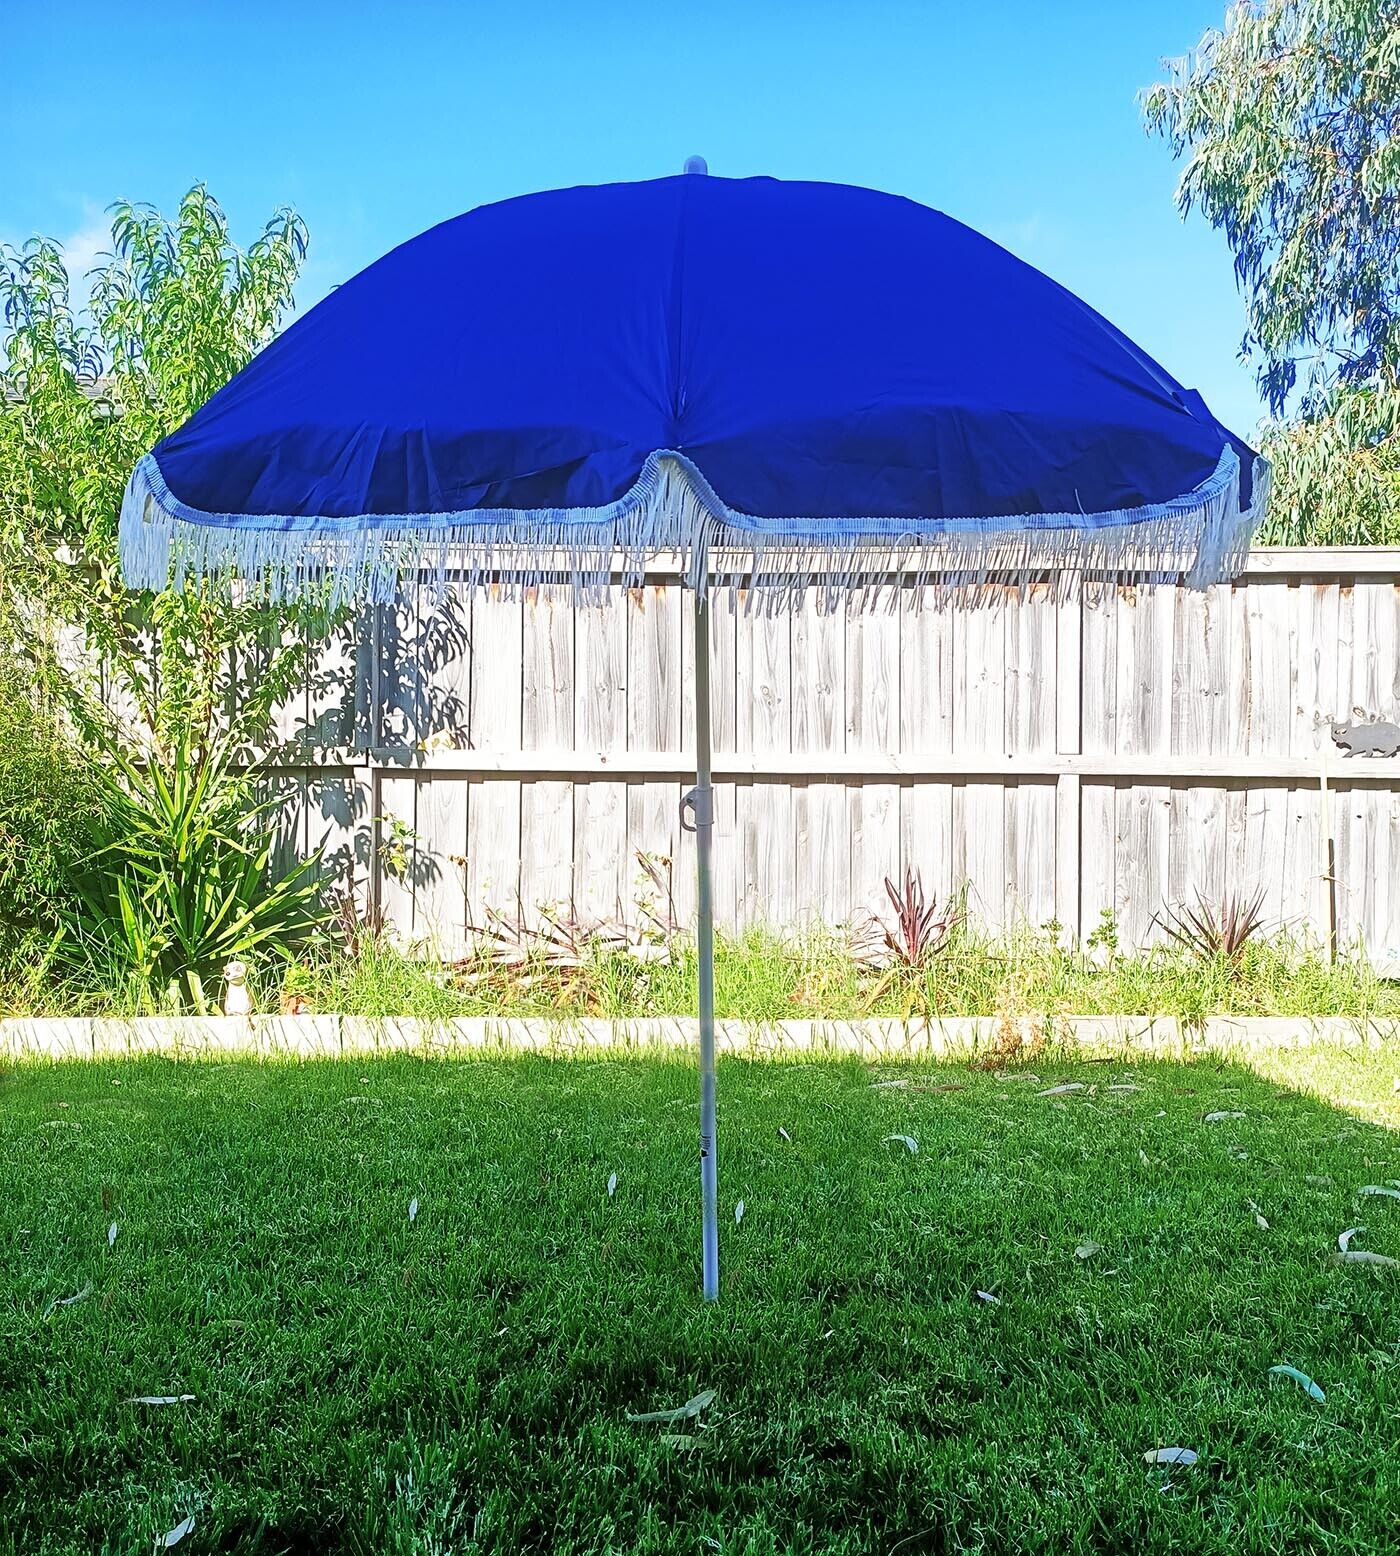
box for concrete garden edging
[3,1013,1399,1062]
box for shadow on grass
[2,1049,1400,1556]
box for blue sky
[4,0,1265,437]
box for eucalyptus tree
[1144,0,1400,542]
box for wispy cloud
[2,202,114,312]
[56,203,113,311]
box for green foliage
[0,649,93,972]
[0,186,341,753]
[49,733,326,1010]
[1144,1,1400,541]
[262,920,1400,1026]
[1144,0,1400,412]
[0,188,343,996]
[1255,378,1400,542]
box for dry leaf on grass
[607,1173,617,1198]
[778,1127,792,1143]
[107,1222,118,1248]
[626,1388,717,1425]
[129,1394,196,1406]
[734,1200,746,1226]
[974,1290,1000,1305]
[1338,1226,1365,1252]
[1358,1185,1400,1201]
[1143,1447,1198,1467]
[1075,1241,1103,1260]
[407,1198,418,1223]
[1039,1083,1085,1097]
[162,1516,195,1549]
[1203,1111,1246,1123]
[1333,1249,1399,1269]
[1269,1364,1325,1402]
[885,1134,919,1155]
[41,1284,92,1320]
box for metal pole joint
[679,784,713,832]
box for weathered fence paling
[257,549,1400,963]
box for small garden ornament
[222,960,252,1017]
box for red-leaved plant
[1157,887,1269,966]
[856,868,963,973]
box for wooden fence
[258,548,1400,964]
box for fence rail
[252,548,1400,964]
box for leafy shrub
[0,655,93,971]
[50,733,327,1010]
[0,189,331,759]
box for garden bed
[7,923,1400,1027]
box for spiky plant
[1158,888,1270,966]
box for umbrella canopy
[118,167,1269,1304]
[120,172,1266,604]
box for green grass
[5,1047,1400,1553]
[8,915,1400,1025]
[289,925,1400,1023]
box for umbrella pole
[693,587,720,1302]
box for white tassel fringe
[119,444,1268,609]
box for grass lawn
[4,1047,1400,1554]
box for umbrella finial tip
[683,155,709,175]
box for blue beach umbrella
[121,164,1268,1301]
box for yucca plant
[1158,888,1270,968]
[50,732,326,1010]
